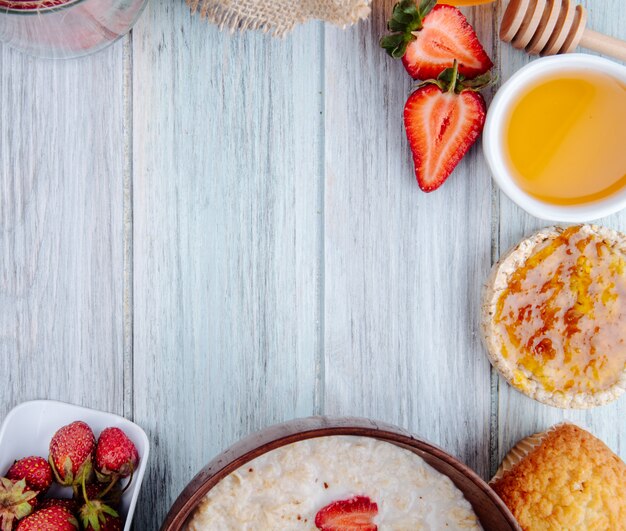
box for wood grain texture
[2,1,626,529]
[495,0,626,468]
[322,1,497,478]
[0,43,127,418]
[130,2,322,527]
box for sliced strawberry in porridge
[315,496,378,531]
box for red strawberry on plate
[404,61,489,192]
[49,421,96,487]
[315,495,378,531]
[77,471,122,531]
[7,456,53,493]
[0,478,38,531]
[95,427,139,479]
[381,0,493,80]
[38,498,81,515]
[16,505,79,531]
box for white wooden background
[1,0,625,529]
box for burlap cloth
[187,0,371,36]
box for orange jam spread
[495,226,626,394]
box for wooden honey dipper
[500,0,626,62]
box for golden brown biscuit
[491,424,626,530]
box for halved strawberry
[404,61,489,192]
[314,495,378,531]
[381,0,493,80]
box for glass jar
[0,0,147,58]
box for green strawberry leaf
[415,60,494,94]
[437,62,463,90]
[380,33,411,59]
[417,0,437,20]
[380,0,437,58]
[387,0,420,32]
[0,478,37,530]
[80,501,118,531]
[102,504,119,518]
[460,70,497,91]
[63,456,75,485]
[75,457,93,487]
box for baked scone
[481,224,626,408]
[491,424,626,531]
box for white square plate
[0,400,149,531]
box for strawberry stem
[448,60,459,94]
[120,463,134,495]
[81,473,89,502]
[98,475,119,500]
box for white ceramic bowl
[484,54,626,222]
[0,400,149,531]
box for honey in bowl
[504,70,626,206]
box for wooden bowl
[161,417,520,531]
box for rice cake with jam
[481,224,626,408]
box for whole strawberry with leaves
[73,426,139,531]
[7,456,53,493]
[0,478,38,531]
[381,0,492,80]
[79,499,120,531]
[16,505,78,531]
[49,421,96,488]
[95,427,139,480]
[78,479,121,531]
[404,60,491,191]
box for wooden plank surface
[1,0,626,529]
[322,1,496,478]
[0,43,128,417]
[130,2,322,527]
[495,0,626,469]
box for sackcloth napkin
[187,0,371,36]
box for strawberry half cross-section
[315,495,379,531]
[381,0,493,80]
